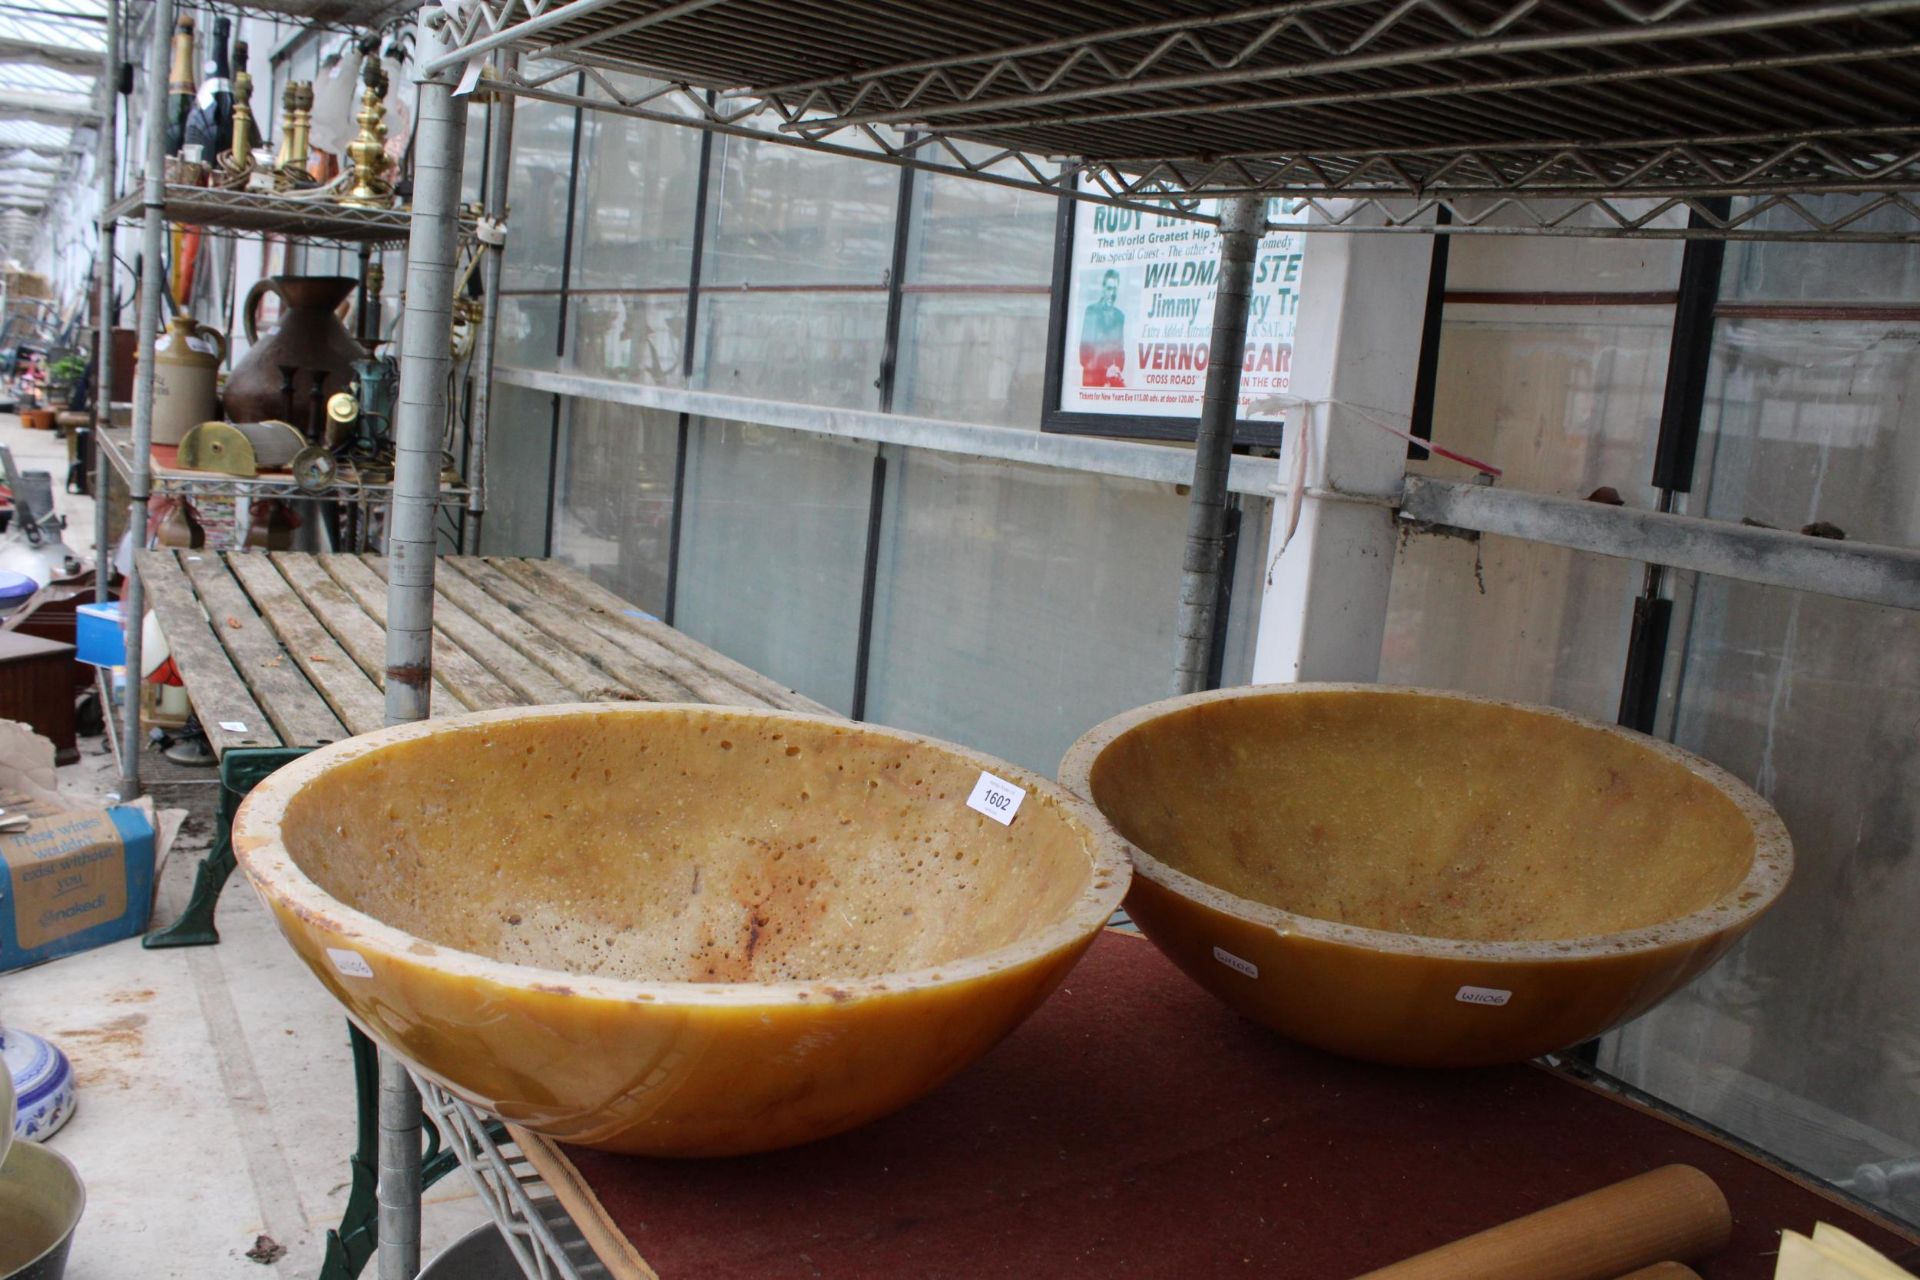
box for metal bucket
[0,1141,85,1280]
[419,1224,521,1280]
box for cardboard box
[0,720,176,972]
[0,796,156,972]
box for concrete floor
[2,413,491,1277]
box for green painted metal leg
[144,747,309,949]
[318,1024,479,1280]
[319,1023,382,1280]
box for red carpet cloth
[552,931,1917,1278]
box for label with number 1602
[966,771,1027,826]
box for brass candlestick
[274,81,315,191]
[339,61,394,208]
[217,41,257,187]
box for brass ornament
[274,81,316,191]
[339,60,395,209]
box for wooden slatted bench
[137,548,830,950]
[132,548,834,1280]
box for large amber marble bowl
[234,704,1128,1155]
[1059,685,1791,1067]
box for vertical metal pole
[120,0,175,798]
[463,52,515,553]
[1171,195,1263,696]
[93,0,120,604]
[378,22,467,1279]
[355,242,372,340]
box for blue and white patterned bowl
[1,1027,77,1144]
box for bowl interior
[0,1142,84,1278]
[280,709,1102,984]
[1083,689,1759,943]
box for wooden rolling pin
[1354,1165,1731,1280]
[1615,1266,1702,1279]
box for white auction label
[327,948,375,979]
[1455,985,1512,1006]
[1212,946,1259,979]
[966,771,1026,826]
[218,720,249,733]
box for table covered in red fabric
[518,931,1918,1278]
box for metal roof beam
[0,86,99,120]
[0,148,64,169]
[0,35,106,70]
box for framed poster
[1042,191,1308,447]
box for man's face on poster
[1100,271,1119,307]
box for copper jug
[146,315,226,446]
[222,276,366,442]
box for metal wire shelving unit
[415,1080,614,1280]
[96,426,471,503]
[103,183,424,248]
[423,0,1920,240]
[98,0,496,809]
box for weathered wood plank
[180,553,347,749]
[482,557,780,711]
[223,554,386,737]
[135,550,280,757]
[494,557,836,716]
[295,554,517,712]
[440,558,694,703]
[364,555,629,701]
[264,553,457,715]
[345,556,572,706]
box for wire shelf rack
[105,183,423,248]
[99,428,472,505]
[419,0,1920,239]
[416,1079,614,1280]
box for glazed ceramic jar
[147,316,225,447]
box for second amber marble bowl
[234,704,1128,1155]
[1060,685,1791,1067]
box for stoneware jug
[146,316,225,447]
[222,276,365,440]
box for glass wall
[673,423,875,715]
[478,382,554,557]
[548,399,679,616]
[690,123,895,409]
[865,452,1242,774]
[564,74,702,386]
[894,156,1058,426]
[489,100,1273,770]
[1380,234,1682,719]
[1602,225,1920,1223]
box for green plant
[48,354,88,385]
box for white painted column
[1249,227,1434,684]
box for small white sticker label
[966,771,1026,826]
[1213,946,1259,979]
[1456,985,1512,1006]
[328,948,374,979]
[218,720,249,733]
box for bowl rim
[233,702,1132,1007]
[1057,682,1794,963]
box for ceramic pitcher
[222,276,366,442]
